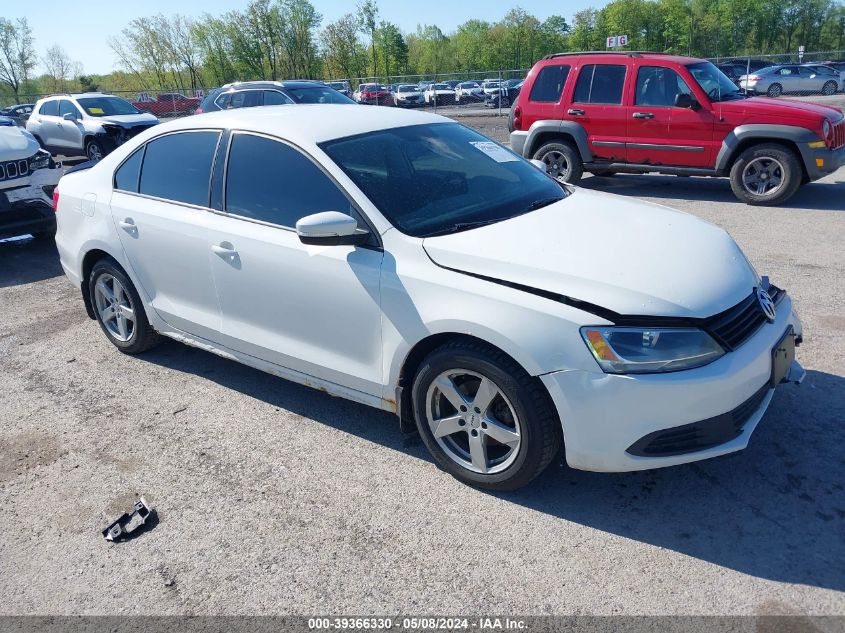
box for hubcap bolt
[470,429,478,437]
[458,419,465,426]
[474,407,481,414]
[481,422,487,429]
[460,405,467,412]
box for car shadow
[579,173,845,211]
[136,338,844,592]
[0,236,63,288]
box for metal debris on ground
[101,497,156,542]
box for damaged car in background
[26,93,159,162]
[0,123,62,240]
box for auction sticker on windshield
[470,141,519,162]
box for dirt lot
[0,115,843,617]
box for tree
[0,18,37,102]
[357,0,379,76]
[42,45,76,92]
[321,14,367,79]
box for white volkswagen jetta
[54,105,805,490]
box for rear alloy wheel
[767,83,783,97]
[823,80,838,96]
[412,341,562,490]
[89,258,160,354]
[533,141,583,185]
[729,143,802,206]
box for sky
[6,0,602,76]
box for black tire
[532,141,584,185]
[411,340,562,491]
[767,83,782,97]
[729,143,802,206]
[822,80,838,96]
[88,258,160,354]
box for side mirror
[62,112,78,121]
[674,93,699,110]
[296,211,369,246]
[530,159,546,171]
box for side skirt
[584,162,719,177]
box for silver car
[739,65,840,97]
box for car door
[35,100,61,147]
[567,63,629,161]
[798,66,824,92]
[55,100,85,151]
[206,131,384,396]
[627,65,715,168]
[521,63,571,130]
[109,129,224,340]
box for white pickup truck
[0,123,62,240]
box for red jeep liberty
[510,52,845,205]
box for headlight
[581,326,725,374]
[823,119,831,139]
[29,149,52,171]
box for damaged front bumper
[0,162,62,239]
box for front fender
[715,124,819,175]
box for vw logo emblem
[757,287,776,323]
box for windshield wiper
[523,197,564,212]
[427,218,507,236]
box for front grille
[705,284,784,351]
[0,158,29,181]
[626,383,770,457]
[832,120,845,150]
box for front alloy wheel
[426,370,522,474]
[412,340,562,490]
[86,139,104,162]
[729,143,802,206]
[533,141,583,185]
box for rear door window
[263,90,293,105]
[573,64,627,104]
[40,100,59,116]
[227,90,262,109]
[138,131,220,206]
[529,65,571,102]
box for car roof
[220,80,326,91]
[152,104,452,145]
[541,51,703,65]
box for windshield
[432,84,450,90]
[685,62,745,101]
[286,86,355,104]
[398,85,417,92]
[77,96,141,116]
[320,123,567,238]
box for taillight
[748,75,761,81]
[513,104,522,131]
[52,187,59,212]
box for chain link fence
[705,51,845,98]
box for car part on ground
[101,497,156,542]
[509,51,845,205]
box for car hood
[422,188,759,319]
[0,125,39,161]
[719,96,843,121]
[100,113,159,126]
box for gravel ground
[0,116,843,617]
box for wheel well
[724,138,809,182]
[395,333,548,429]
[528,132,579,158]
[80,249,113,319]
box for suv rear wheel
[533,141,583,185]
[729,143,802,205]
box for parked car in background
[510,51,845,205]
[486,79,523,108]
[54,105,804,490]
[132,92,201,117]
[194,88,224,114]
[392,84,424,107]
[201,81,355,112]
[0,103,35,127]
[27,93,159,161]
[441,80,462,90]
[738,64,840,96]
[800,63,845,89]
[0,123,61,240]
[355,83,389,104]
[0,116,14,127]
[455,81,483,102]
[716,59,769,85]
[326,81,352,98]
[424,83,456,104]
[481,80,502,98]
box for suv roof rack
[541,51,673,60]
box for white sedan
[53,105,804,490]
[423,84,455,104]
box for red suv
[510,52,845,205]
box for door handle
[567,108,585,116]
[211,242,237,257]
[118,218,136,231]
[633,112,655,119]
